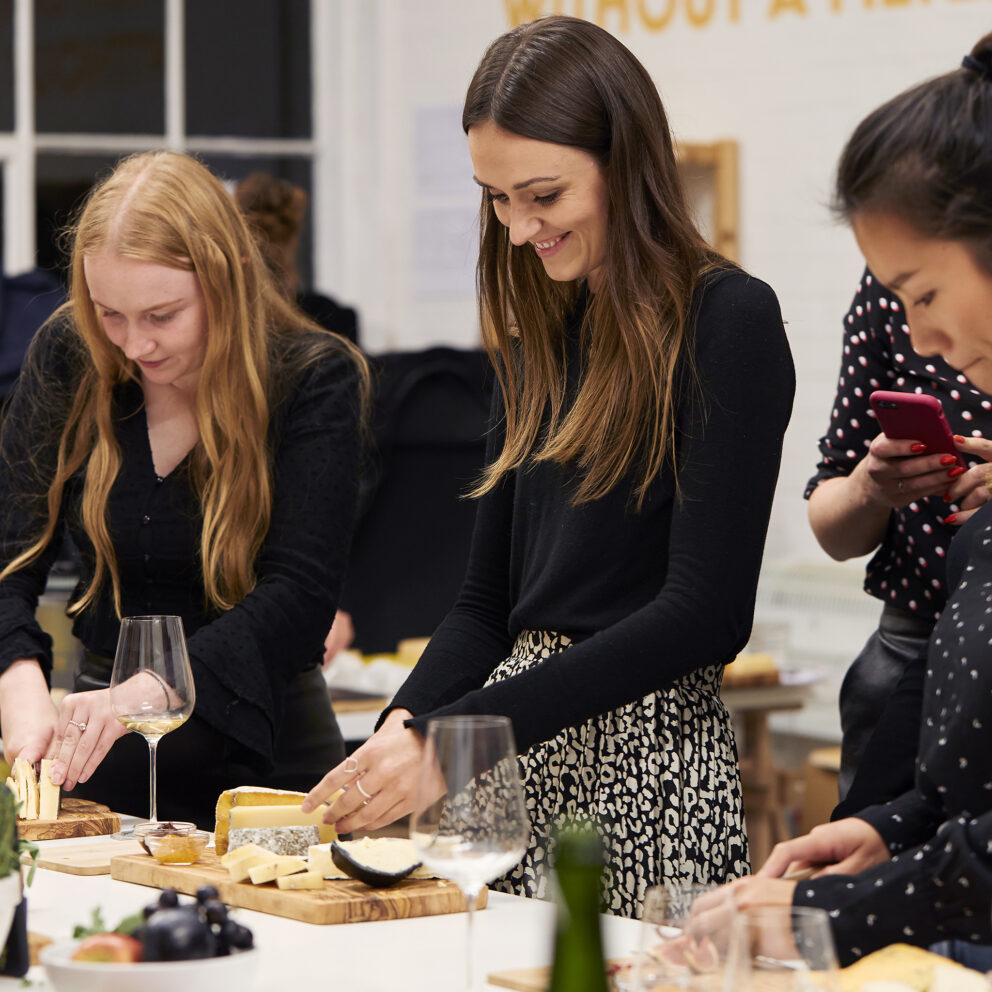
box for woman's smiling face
[853,210,992,393]
[468,120,609,291]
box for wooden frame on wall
[677,140,740,263]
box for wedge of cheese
[840,944,987,992]
[214,787,313,856]
[276,870,324,891]
[247,856,307,885]
[227,803,337,857]
[220,843,274,869]
[226,850,282,883]
[11,758,39,820]
[38,759,59,820]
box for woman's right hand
[854,432,963,509]
[757,817,890,879]
[0,658,59,766]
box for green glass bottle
[548,821,610,992]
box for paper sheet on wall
[413,205,478,299]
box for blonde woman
[305,16,795,916]
[0,151,368,827]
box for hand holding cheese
[49,687,130,790]
[0,658,59,767]
[5,756,60,820]
[303,706,431,835]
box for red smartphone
[868,390,965,468]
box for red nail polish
[944,513,958,524]
[940,454,957,465]
[948,466,965,478]
[910,443,927,453]
[954,435,965,443]
[944,491,952,502]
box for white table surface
[10,833,642,992]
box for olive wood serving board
[110,851,487,925]
[16,798,121,841]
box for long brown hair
[463,15,716,507]
[1,151,368,615]
[834,32,992,273]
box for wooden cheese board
[22,838,144,875]
[16,798,120,841]
[110,851,488,925]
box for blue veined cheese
[228,824,320,858]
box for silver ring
[897,480,904,493]
[356,778,372,800]
[69,719,87,732]
[344,756,359,774]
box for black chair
[340,347,493,655]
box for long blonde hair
[463,17,717,507]
[1,151,368,615]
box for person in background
[806,266,992,809]
[0,151,368,827]
[712,34,992,970]
[303,15,794,916]
[0,268,64,405]
[234,172,359,346]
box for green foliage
[73,906,143,940]
[0,789,21,880]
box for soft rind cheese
[309,838,437,880]
[229,825,320,858]
[214,787,310,856]
[276,871,324,891]
[247,856,307,884]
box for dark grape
[141,907,216,962]
[222,920,254,951]
[157,889,180,909]
[203,899,228,926]
[195,884,219,904]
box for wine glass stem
[146,737,159,822]
[463,885,480,992]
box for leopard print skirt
[487,630,749,917]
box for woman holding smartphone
[713,33,992,969]
[304,15,795,916]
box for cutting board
[16,798,120,841]
[487,963,793,992]
[111,852,488,925]
[22,838,144,875]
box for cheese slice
[220,843,274,869]
[214,787,310,856]
[276,870,324,891]
[247,856,307,885]
[226,851,282,883]
[12,758,38,820]
[839,944,987,992]
[38,759,59,821]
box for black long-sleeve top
[0,319,362,770]
[388,269,795,751]
[797,500,992,963]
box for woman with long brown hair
[0,151,368,827]
[305,15,794,915]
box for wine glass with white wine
[109,615,195,829]
[410,715,530,991]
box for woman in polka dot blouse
[806,267,992,811]
[715,34,992,969]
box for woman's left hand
[48,690,130,790]
[303,708,439,833]
[944,436,992,525]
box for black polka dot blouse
[805,268,992,621]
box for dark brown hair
[834,32,992,273]
[463,15,716,507]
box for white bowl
[40,940,258,992]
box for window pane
[200,155,313,286]
[0,1,12,132]
[35,0,164,134]
[186,0,310,139]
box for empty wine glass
[724,905,841,992]
[409,715,530,991]
[109,615,195,832]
